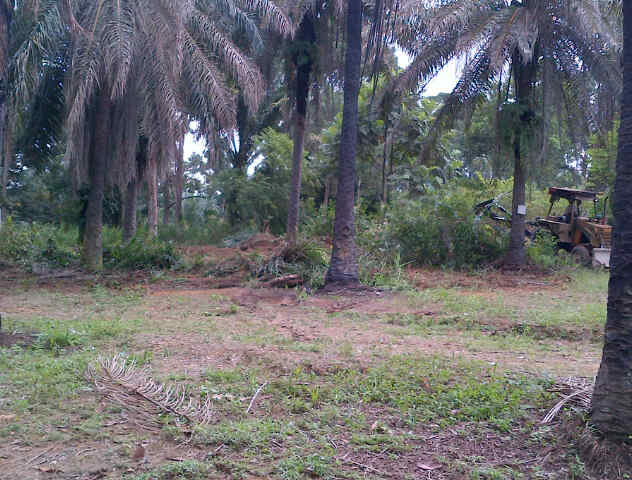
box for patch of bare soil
[322,408,570,480]
[0,331,37,347]
[0,419,211,480]
[237,232,282,254]
[408,266,565,292]
[138,285,600,380]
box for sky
[183,50,461,162]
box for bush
[527,230,574,269]
[302,205,335,240]
[103,228,179,270]
[159,216,230,246]
[362,183,508,270]
[0,218,78,269]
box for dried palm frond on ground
[86,355,212,431]
[543,379,632,478]
[542,377,592,424]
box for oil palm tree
[391,0,620,267]
[59,0,291,269]
[0,0,67,206]
[285,0,346,245]
[324,0,363,286]
[591,0,632,442]
[286,11,316,246]
[0,0,12,206]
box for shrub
[103,228,179,270]
[0,218,78,269]
[159,214,230,246]
[526,230,575,269]
[361,183,508,270]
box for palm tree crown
[394,0,621,156]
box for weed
[127,460,212,479]
[35,325,82,351]
[277,454,334,480]
[104,230,179,270]
[192,418,297,450]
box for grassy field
[0,265,616,479]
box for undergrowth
[103,228,179,270]
[0,219,179,271]
[255,241,328,289]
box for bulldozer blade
[592,248,611,268]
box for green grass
[401,268,608,341]
[0,271,609,479]
[0,347,92,419]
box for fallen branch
[27,446,56,465]
[246,382,268,414]
[264,275,303,288]
[343,458,392,477]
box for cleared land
[0,257,613,479]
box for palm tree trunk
[592,1,632,441]
[382,123,389,205]
[287,111,307,244]
[0,107,7,204]
[174,136,184,224]
[0,2,11,206]
[83,91,112,271]
[234,95,251,172]
[122,178,138,243]
[505,131,526,267]
[147,155,158,237]
[504,49,536,268]
[493,76,504,178]
[325,0,362,286]
[162,175,172,226]
[287,15,315,245]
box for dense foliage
[0,1,622,274]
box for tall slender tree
[286,13,316,245]
[591,0,632,441]
[174,132,186,225]
[0,0,12,206]
[325,0,362,286]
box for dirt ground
[0,253,618,479]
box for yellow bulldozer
[533,187,611,267]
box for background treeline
[0,0,622,274]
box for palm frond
[542,378,592,424]
[180,26,236,128]
[234,0,294,37]
[189,10,264,112]
[419,47,493,164]
[87,355,213,431]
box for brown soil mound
[238,233,282,253]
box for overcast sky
[183,51,460,161]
